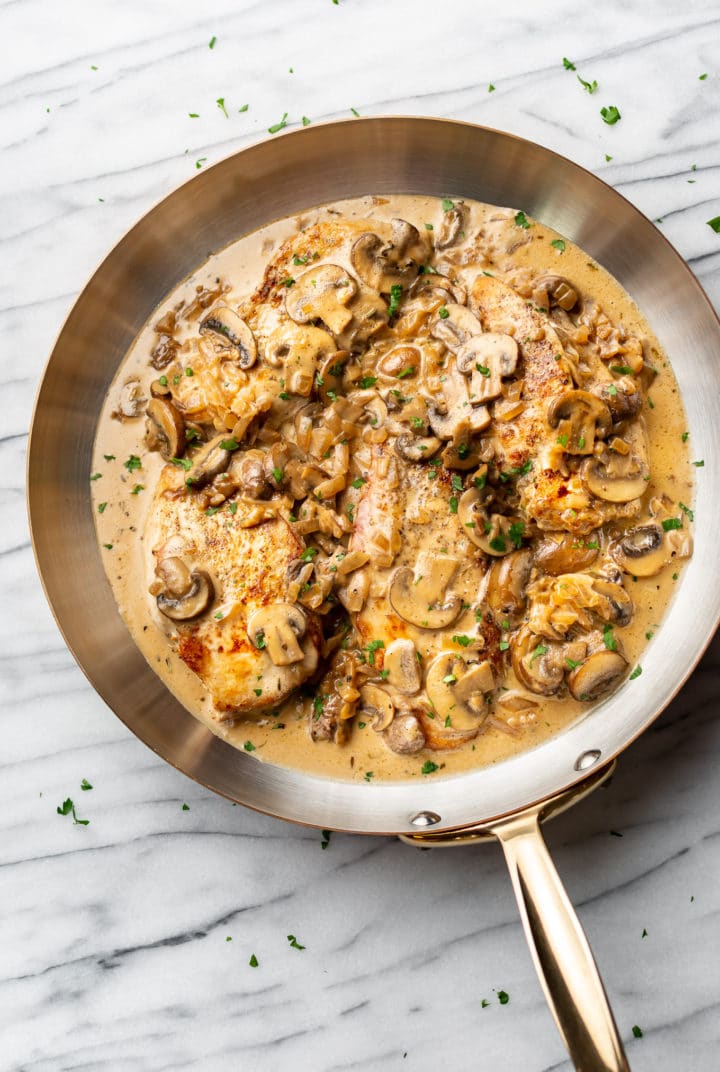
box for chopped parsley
[557,433,569,448]
[397,366,416,379]
[182,803,190,811]
[678,502,694,521]
[449,496,459,514]
[387,284,403,319]
[300,547,318,561]
[421,760,439,775]
[661,517,682,531]
[565,658,583,670]
[692,459,704,467]
[272,467,284,484]
[351,477,366,489]
[97,502,107,513]
[103,453,115,461]
[629,665,642,680]
[529,644,548,663]
[603,625,617,651]
[514,210,531,229]
[302,115,311,125]
[497,990,510,1005]
[359,375,378,389]
[476,362,490,376]
[452,635,473,647]
[443,673,457,685]
[682,431,689,442]
[249,954,259,967]
[350,107,360,117]
[577,75,598,94]
[551,238,566,252]
[130,484,144,495]
[365,639,385,665]
[185,366,194,376]
[605,153,613,162]
[364,770,374,781]
[610,365,633,375]
[90,472,102,481]
[208,35,217,49]
[438,306,450,319]
[632,1026,643,1039]
[80,778,93,791]
[268,112,289,134]
[600,105,621,125]
[243,740,255,752]
[124,454,142,472]
[239,103,249,113]
[441,198,455,212]
[562,57,576,70]
[707,217,720,234]
[508,521,525,549]
[489,534,506,553]
[56,797,89,825]
[287,934,305,949]
[216,97,228,117]
[488,83,495,92]
[220,437,239,451]
[321,830,332,850]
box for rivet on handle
[410,810,441,827]
[574,749,602,771]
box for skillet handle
[491,810,630,1072]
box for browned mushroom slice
[581,448,649,503]
[155,557,214,621]
[350,219,424,293]
[427,363,491,440]
[409,273,466,306]
[567,650,628,701]
[430,303,483,353]
[384,712,426,754]
[113,378,146,420]
[435,201,469,249]
[200,307,257,369]
[484,549,532,627]
[424,652,494,732]
[285,265,357,335]
[383,638,421,694]
[597,377,642,424]
[511,627,565,695]
[388,552,461,629]
[186,434,235,488]
[534,533,600,575]
[246,603,308,665]
[591,575,633,627]
[145,398,186,460]
[610,521,693,578]
[457,486,520,557]
[358,684,395,731]
[456,333,519,404]
[264,322,336,396]
[532,274,579,312]
[547,389,612,455]
[394,434,442,463]
[228,449,271,500]
[316,350,350,403]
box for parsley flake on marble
[600,105,621,125]
[287,934,306,950]
[56,797,89,825]
[707,217,720,234]
[268,112,289,134]
[249,953,259,967]
[80,779,93,791]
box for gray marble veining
[2,0,719,1069]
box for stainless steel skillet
[27,117,720,1071]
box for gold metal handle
[491,809,629,1072]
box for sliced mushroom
[435,201,469,249]
[409,273,466,306]
[394,434,442,462]
[430,303,483,353]
[533,274,579,312]
[247,603,308,666]
[511,628,565,696]
[534,533,600,575]
[383,638,421,694]
[427,363,491,440]
[581,449,649,503]
[113,378,146,420]
[457,487,519,557]
[359,684,395,731]
[186,434,234,489]
[388,552,461,629]
[591,576,633,627]
[425,652,494,731]
[285,265,357,335]
[229,449,271,499]
[264,323,336,396]
[456,333,519,404]
[547,389,612,455]
[316,349,350,403]
[336,288,389,351]
[610,522,669,577]
[567,650,628,701]
[145,398,186,461]
[597,378,642,424]
[384,712,426,754]
[484,549,532,627]
[200,307,257,369]
[155,557,214,621]
[350,219,424,293]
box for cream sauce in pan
[93,194,693,782]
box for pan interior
[28,118,720,834]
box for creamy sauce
[92,195,693,782]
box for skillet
[27,117,720,1071]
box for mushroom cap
[424,652,494,732]
[591,575,633,626]
[581,451,649,503]
[484,548,532,627]
[511,627,565,696]
[534,533,600,575]
[388,555,461,629]
[611,522,668,577]
[427,363,491,440]
[359,684,395,731]
[435,202,469,250]
[430,303,483,352]
[285,264,357,336]
[246,602,308,666]
[146,398,186,461]
[533,274,579,312]
[200,307,257,369]
[457,487,518,557]
[156,561,214,621]
[456,332,519,377]
[350,229,420,293]
[547,389,612,455]
[394,434,442,463]
[383,638,421,694]
[264,322,336,395]
[567,650,628,701]
[384,712,426,754]
[186,434,234,489]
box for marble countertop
[2,0,719,1068]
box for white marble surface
[2,0,720,1068]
